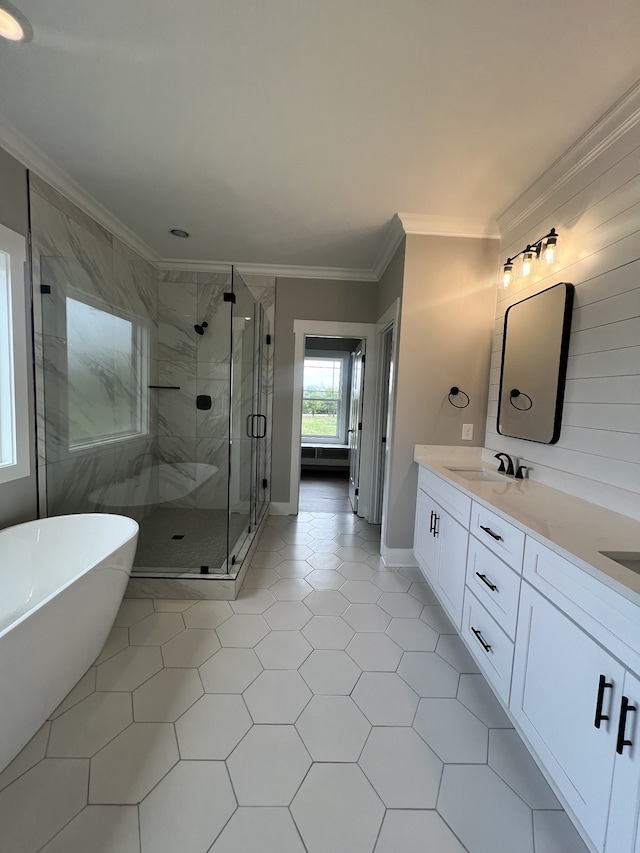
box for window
[301,353,350,444]
[0,223,30,485]
[66,296,148,449]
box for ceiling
[1,0,640,276]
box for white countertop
[414,445,640,603]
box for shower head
[194,321,208,336]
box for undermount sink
[444,466,506,483]
[599,552,640,575]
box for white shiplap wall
[486,82,640,520]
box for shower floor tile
[0,512,590,853]
[134,508,249,572]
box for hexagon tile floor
[0,512,591,853]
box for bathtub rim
[0,512,139,641]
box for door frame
[369,299,399,525]
[286,319,378,518]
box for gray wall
[385,234,499,549]
[271,278,379,503]
[0,147,38,527]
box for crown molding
[498,78,640,233]
[157,259,233,273]
[398,213,500,239]
[160,258,377,281]
[0,113,161,263]
[234,262,377,282]
[371,214,406,280]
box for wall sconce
[500,228,559,289]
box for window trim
[301,350,351,445]
[0,222,30,485]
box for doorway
[289,320,378,518]
[299,335,363,514]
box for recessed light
[0,3,33,42]
[169,228,190,238]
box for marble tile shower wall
[157,271,232,511]
[30,176,160,522]
[157,272,275,515]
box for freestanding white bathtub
[0,513,139,773]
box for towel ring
[509,389,533,411]
[448,386,470,409]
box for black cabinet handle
[616,696,637,754]
[480,525,503,542]
[594,674,613,729]
[429,510,435,534]
[475,572,498,592]
[471,626,491,653]
[433,513,440,537]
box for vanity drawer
[471,502,525,571]
[466,537,521,638]
[418,466,471,528]
[462,590,514,704]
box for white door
[434,509,468,629]
[414,489,440,580]
[348,343,365,513]
[371,325,393,524]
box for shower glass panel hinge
[266,334,272,345]
[223,292,236,303]
[40,284,51,294]
[262,478,268,489]
[231,555,236,565]
[355,488,359,496]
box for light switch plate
[462,423,473,441]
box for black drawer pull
[594,674,613,729]
[471,626,491,653]
[475,572,498,592]
[429,510,435,534]
[433,513,440,537]
[616,696,637,754]
[480,525,503,542]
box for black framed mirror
[497,282,574,444]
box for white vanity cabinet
[413,456,640,853]
[414,467,471,630]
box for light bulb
[543,234,558,264]
[502,260,514,289]
[521,249,534,277]
[0,7,23,40]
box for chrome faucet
[494,452,515,476]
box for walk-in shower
[31,176,272,587]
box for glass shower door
[228,269,266,566]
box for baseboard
[269,501,296,516]
[380,544,418,568]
